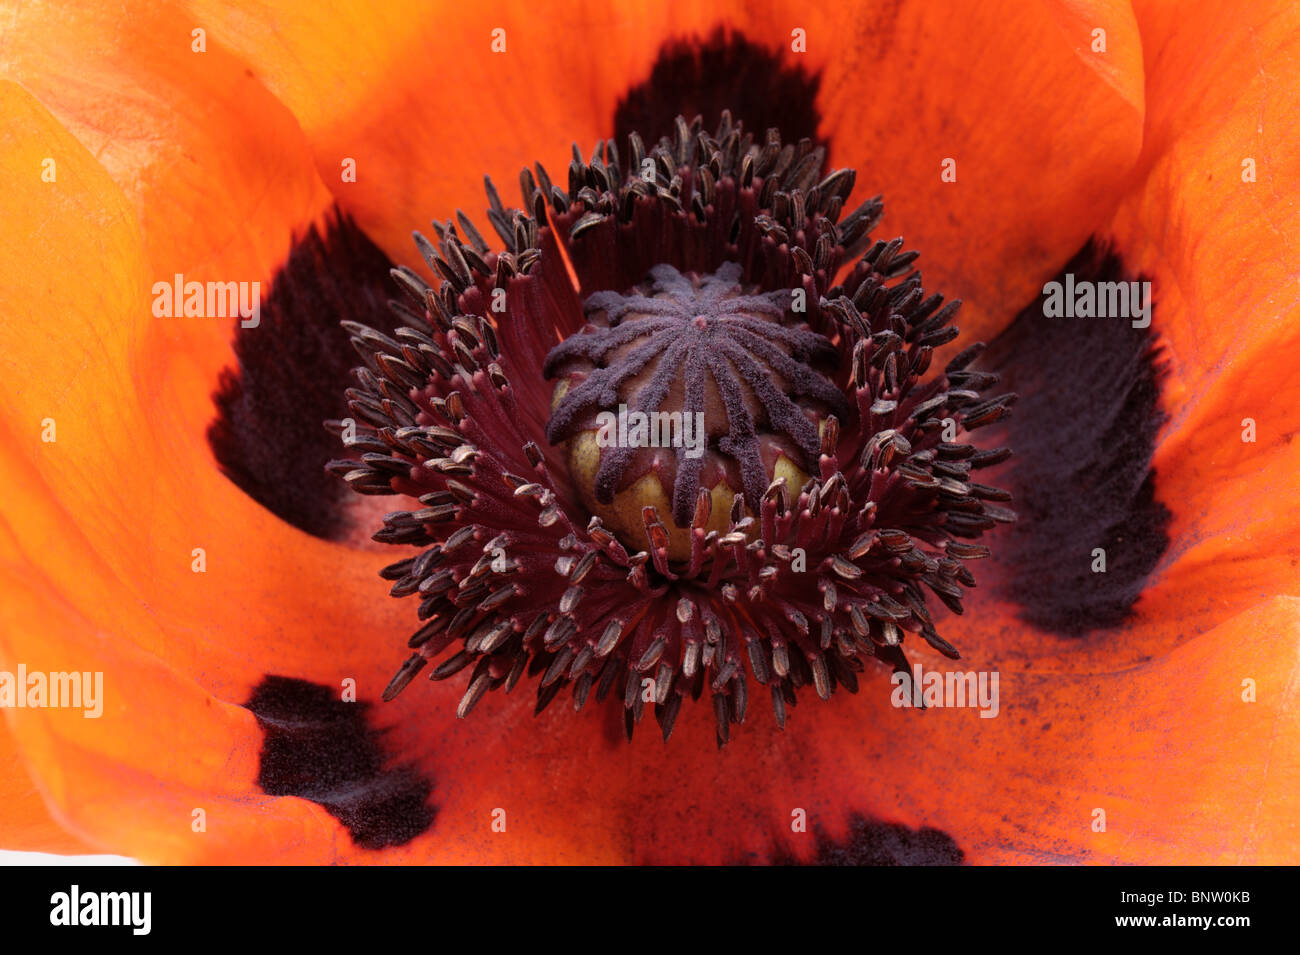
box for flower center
[331,111,1017,744]
[543,262,848,561]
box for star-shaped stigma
[544,262,849,527]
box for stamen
[332,113,1016,743]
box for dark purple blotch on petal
[208,209,399,539]
[741,815,965,865]
[244,675,434,850]
[613,28,823,151]
[981,240,1171,635]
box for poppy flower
[1,0,1297,865]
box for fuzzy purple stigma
[544,263,848,537]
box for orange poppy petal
[781,594,1300,864]
[0,0,336,426]
[1136,369,1300,649]
[1108,0,1300,411]
[0,517,95,854]
[189,0,718,265]
[0,78,403,695]
[36,589,1287,865]
[812,0,1145,343]
[954,0,1300,661]
[191,0,1143,347]
[0,83,427,860]
[0,719,98,855]
[1099,0,1300,635]
[0,0,331,277]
